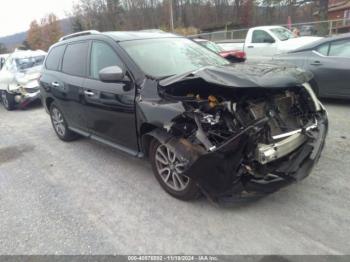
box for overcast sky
[0,0,75,37]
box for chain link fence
[190,19,350,42]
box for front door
[83,41,138,150]
[246,30,277,61]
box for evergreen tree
[0,43,8,54]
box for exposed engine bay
[163,79,317,153]
[152,77,327,201]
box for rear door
[40,44,66,105]
[41,41,90,132]
[307,38,350,98]
[58,41,90,132]
[82,40,138,150]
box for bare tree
[69,0,325,33]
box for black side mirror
[99,66,125,82]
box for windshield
[201,41,223,53]
[15,55,45,70]
[270,28,295,41]
[120,38,229,78]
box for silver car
[274,33,350,99]
[0,49,46,110]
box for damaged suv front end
[39,33,327,203]
[136,62,327,203]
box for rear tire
[49,102,79,141]
[149,138,200,201]
[1,90,16,111]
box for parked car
[0,49,47,110]
[40,30,327,203]
[217,26,322,60]
[274,33,350,99]
[300,25,318,37]
[194,38,246,63]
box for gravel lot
[0,100,349,255]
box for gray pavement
[0,100,349,255]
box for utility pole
[170,0,174,32]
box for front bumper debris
[255,133,308,164]
[217,113,327,205]
[155,111,327,205]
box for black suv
[40,30,328,203]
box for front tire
[149,139,200,201]
[1,90,16,111]
[50,102,79,141]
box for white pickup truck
[217,26,322,60]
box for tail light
[235,51,246,59]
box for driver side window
[90,41,124,80]
[252,30,274,43]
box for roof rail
[59,30,100,41]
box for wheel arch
[140,123,169,158]
[45,97,55,111]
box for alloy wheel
[51,107,66,137]
[155,144,190,191]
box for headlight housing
[302,82,321,112]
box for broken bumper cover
[8,78,41,107]
[183,112,328,204]
[18,89,41,107]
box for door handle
[84,90,95,96]
[51,82,60,87]
[311,61,322,66]
[247,46,254,48]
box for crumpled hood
[159,62,313,88]
[277,36,323,52]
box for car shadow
[19,100,43,110]
[90,139,288,209]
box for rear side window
[46,45,66,71]
[90,41,123,79]
[62,42,89,77]
[329,39,350,58]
